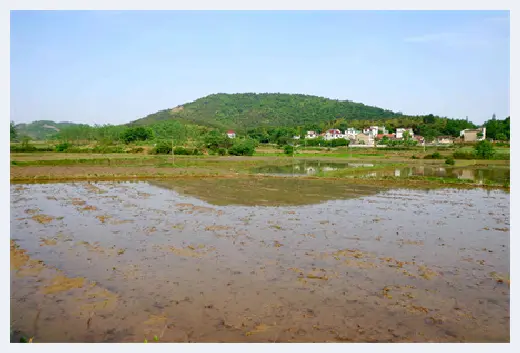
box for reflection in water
[252,161,373,176]
[371,166,509,184]
[149,178,383,206]
[251,161,509,184]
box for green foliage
[424,152,442,159]
[14,120,80,140]
[474,140,495,159]
[445,157,455,165]
[10,121,17,141]
[131,93,407,130]
[204,130,233,149]
[283,145,295,155]
[484,116,509,140]
[228,138,258,156]
[55,142,72,152]
[217,147,227,156]
[121,127,154,144]
[495,133,507,141]
[150,140,173,155]
[452,151,475,159]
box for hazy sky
[11,10,510,125]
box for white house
[324,129,344,140]
[306,130,318,139]
[345,128,358,140]
[396,128,414,139]
[226,130,236,138]
[460,127,486,142]
[362,126,386,137]
[293,135,300,140]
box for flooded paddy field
[10,178,509,342]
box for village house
[324,129,344,140]
[413,135,425,145]
[395,128,414,139]
[376,133,395,140]
[436,136,454,145]
[355,132,374,146]
[293,135,300,140]
[460,127,486,142]
[226,130,236,138]
[305,130,318,139]
[344,128,359,140]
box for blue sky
[10,10,510,125]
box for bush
[217,147,227,156]
[121,127,154,144]
[150,141,172,155]
[452,151,475,159]
[55,142,72,152]
[410,155,419,159]
[283,145,295,155]
[445,157,455,165]
[423,152,442,159]
[228,139,257,156]
[474,140,495,159]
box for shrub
[228,139,257,156]
[423,152,442,159]
[410,155,419,159]
[474,140,495,159]
[121,127,154,144]
[445,157,455,165]
[55,142,71,152]
[452,151,475,159]
[150,141,172,155]
[217,147,227,156]
[283,145,295,155]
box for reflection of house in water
[456,169,475,180]
[306,167,317,175]
[414,166,425,176]
[435,167,447,177]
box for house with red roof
[226,130,236,138]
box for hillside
[15,120,81,140]
[130,93,406,130]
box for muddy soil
[10,179,510,342]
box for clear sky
[10,10,510,125]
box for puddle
[10,180,510,342]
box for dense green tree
[10,121,17,141]
[474,140,495,159]
[484,116,509,140]
[121,127,154,144]
[228,138,258,156]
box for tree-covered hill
[130,93,408,130]
[14,120,80,140]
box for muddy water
[10,180,510,342]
